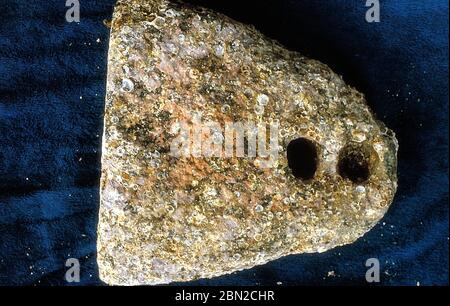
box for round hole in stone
[287,138,319,180]
[337,142,377,184]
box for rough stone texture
[97,0,398,285]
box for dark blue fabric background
[0,0,448,286]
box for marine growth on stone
[97,0,398,285]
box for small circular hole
[337,143,376,184]
[287,138,319,180]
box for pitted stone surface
[97,0,398,285]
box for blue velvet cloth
[0,0,448,285]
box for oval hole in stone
[287,138,318,180]
[337,142,377,184]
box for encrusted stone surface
[97,0,398,285]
